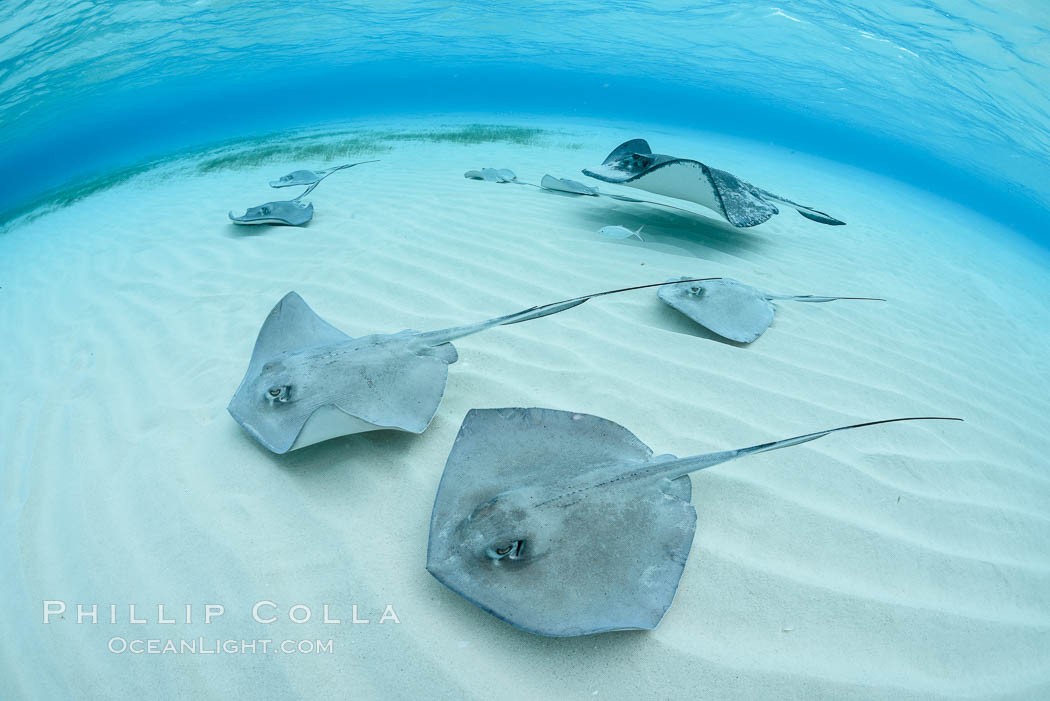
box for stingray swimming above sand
[228,279,719,453]
[659,277,884,343]
[582,139,846,228]
[426,408,962,637]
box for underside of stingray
[582,139,846,228]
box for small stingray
[539,175,598,196]
[465,170,701,217]
[659,277,884,343]
[269,160,379,188]
[427,408,961,637]
[230,180,321,227]
[228,279,718,453]
[598,225,645,241]
[464,168,519,183]
[583,139,846,228]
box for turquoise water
[6,4,1050,698]
[1,1,1048,236]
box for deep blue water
[2,1,1048,238]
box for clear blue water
[1,1,1048,237]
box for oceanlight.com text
[107,637,335,655]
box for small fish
[597,225,645,241]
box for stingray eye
[486,540,525,561]
[689,286,703,296]
[265,385,292,403]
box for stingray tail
[756,188,846,226]
[661,417,963,478]
[327,159,380,175]
[293,160,380,201]
[766,294,886,303]
[413,278,721,347]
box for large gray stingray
[228,280,717,453]
[659,277,884,343]
[270,160,379,188]
[229,178,323,226]
[228,199,314,226]
[427,408,961,637]
[582,139,846,228]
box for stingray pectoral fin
[602,138,653,164]
[706,168,779,228]
[245,292,353,370]
[329,351,451,435]
[664,417,964,477]
[289,405,383,450]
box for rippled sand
[3,118,1049,700]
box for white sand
[2,116,1049,700]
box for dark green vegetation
[0,124,573,230]
[194,124,553,174]
[196,136,392,173]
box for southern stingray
[582,139,846,228]
[228,280,718,453]
[230,160,377,226]
[659,277,884,343]
[426,408,961,637]
[229,180,323,226]
[228,198,315,226]
[269,160,379,188]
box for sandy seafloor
[2,116,1049,700]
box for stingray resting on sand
[582,139,846,228]
[659,277,884,343]
[230,160,377,226]
[228,280,718,453]
[229,179,324,226]
[228,198,315,226]
[427,408,961,636]
[269,160,379,188]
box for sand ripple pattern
[2,122,1049,700]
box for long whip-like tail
[414,278,721,347]
[292,160,380,202]
[655,416,964,480]
[765,294,887,303]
